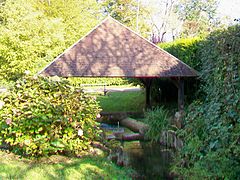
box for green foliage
[0,0,65,81]
[0,0,101,83]
[175,0,219,37]
[0,76,101,157]
[173,25,240,179]
[34,0,102,46]
[101,0,151,37]
[144,107,170,142]
[159,37,202,71]
[176,0,218,21]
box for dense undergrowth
[171,25,240,179]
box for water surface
[122,141,173,179]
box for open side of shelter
[39,16,197,111]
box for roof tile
[40,17,197,78]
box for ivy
[172,25,240,179]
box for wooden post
[146,82,151,109]
[140,78,152,109]
[103,84,107,96]
[178,77,184,112]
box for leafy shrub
[173,25,240,179]
[0,76,101,157]
[159,37,202,71]
[144,107,170,142]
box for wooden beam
[178,77,184,112]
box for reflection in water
[122,141,173,179]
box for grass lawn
[0,150,132,180]
[97,91,145,112]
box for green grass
[97,91,145,112]
[0,150,132,180]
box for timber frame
[141,77,185,111]
[39,16,197,111]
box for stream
[122,141,174,179]
[101,123,174,179]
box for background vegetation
[69,77,129,86]
[0,0,102,84]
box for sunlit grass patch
[0,151,132,180]
[97,91,145,112]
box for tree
[100,0,151,37]
[0,0,65,82]
[146,0,182,43]
[34,0,102,46]
[175,0,219,37]
[0,0,102,84]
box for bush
[173,25,240,179]
[144,107,170,142]
[0,76,101,157]
[159,37,202,71]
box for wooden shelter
[39,16,197,110]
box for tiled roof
[40,17,197,78]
